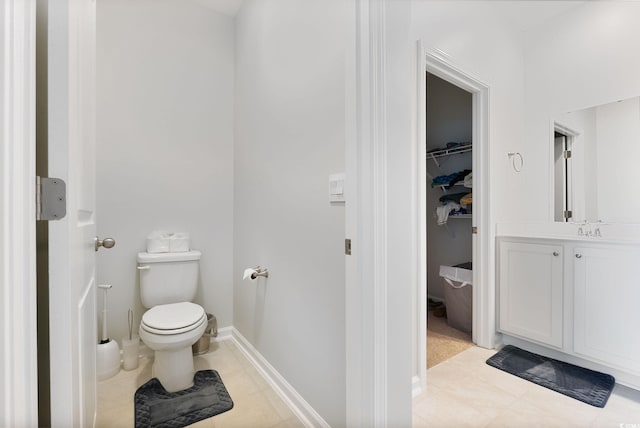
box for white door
[47,0,98,426]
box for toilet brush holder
[97,284,119,380]
[122,336,139,371]
[97,339,120,380]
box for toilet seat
[141,302,206,335]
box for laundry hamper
[439,262,472,334]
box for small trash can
[192,313,218,355]
[440,262,472,334]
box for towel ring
[508,152,523,173]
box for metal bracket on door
[36,176,67,221]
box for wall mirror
[553,96,640,224]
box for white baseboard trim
[213,326,233,341]
[412,375,424,398]
[138,342,153,358]
[230,328,330,428]
[131,326,327,427]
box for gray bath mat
[135,369,233,427]
[486,345,615,408]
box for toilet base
[152,347,195,392]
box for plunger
[96,284,120,380]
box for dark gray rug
[135,370,233,427]
[486,345,615,408]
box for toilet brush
[122,308,139,370]
[96,284,120,380]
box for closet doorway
[415,45,492,393]
[425,72,474,368]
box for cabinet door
[499,240,563,348]
[574,246,640,374]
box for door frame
[414,42,493,393]
[0,0,39,426]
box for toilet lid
[141,302,205,334]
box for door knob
[95,237,116,252]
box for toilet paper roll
[243,268,256,280]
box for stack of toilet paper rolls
[146,231,190,253]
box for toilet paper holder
[244,266,269,280]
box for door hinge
[564,210,573,219]
[471,226,478,234]
[36,176,67,221]
[563,150,572,159]
[345,238,352,255]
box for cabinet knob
[575,253,583,259]
[553,251,559,256]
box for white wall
[523,1,640,224]
[96,0,235,343]
[407,0,527,383]
[384,2,417,423]
[234,0,348,425]
[426,73,472,300]
[411,1,527,224]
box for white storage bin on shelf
[439,262,472,334]
[169,232,190,252]
[146,231,190,253]
[146,231,171,253]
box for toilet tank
[137,250,201,308]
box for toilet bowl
[139,301,207,392]
[137,250,207,392]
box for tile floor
[413,346,640,428]
[96,339,304,427]
[97,339,640,427]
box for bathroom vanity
[493,86,640,392]
[496,233,640,390]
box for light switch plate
[329,173,345,203]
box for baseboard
[213,326,233,341]
[137,342,153,358]
[131,326,328,427]
[230,328,330,428]
[412,375,424,398]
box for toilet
[137,250,207,392]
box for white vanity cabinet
[498,237,640,386]
[498,240,564,348]
[573,246,640,375]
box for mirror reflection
[553,96,640,224]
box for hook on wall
[507,152,524,172]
